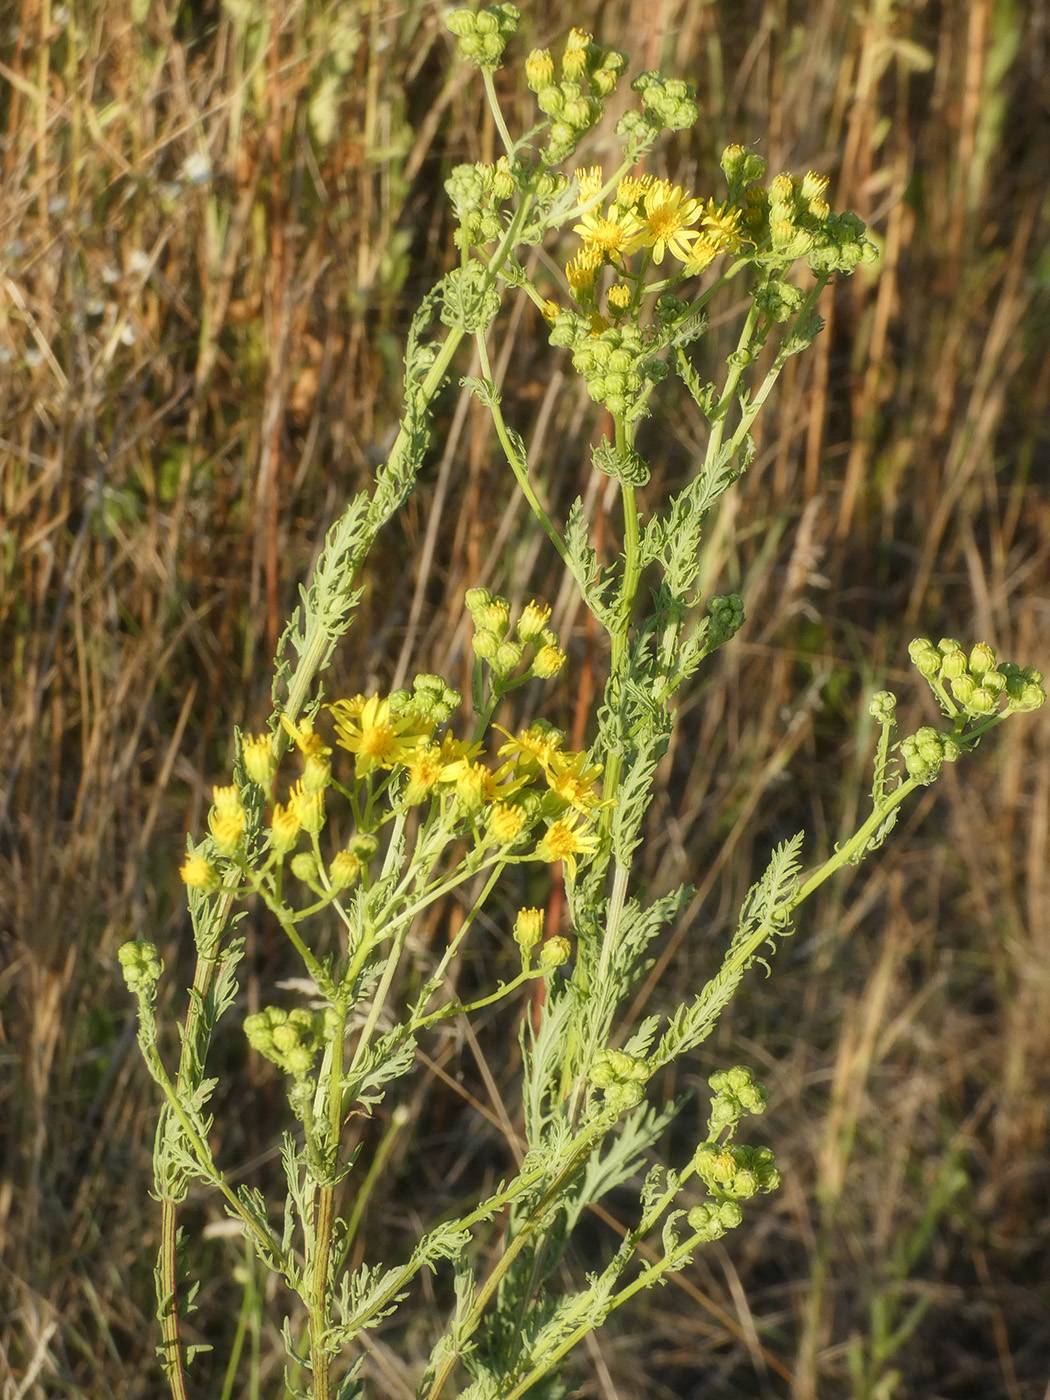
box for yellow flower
[544,750,606,816]
[513,906,545,951]
[607,283,631,312]
[614,173,654,211]
[495,723,566,777]
[635,180,705,265]
[242,732,277,786]
[571,207,641,264]
[534,815,599,881]
[180,854,218,889]
[701,198,743,252]
[574,166,604,202]
[681,235,721,276]
[402,733,477,804]
[566,246,603,293]
[328,695,428,776]
[209,785,245,854]
[289,779,325,835]
[279,712,331,759]
[488,801,527,844]
[533,642,566,679]
[516,599,552,642]
[270,800,302,853]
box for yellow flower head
[209,785,245,854]
[614,173,654,211]
[495,722,566,777]
[488,801,527,844]
[270,800,302,854]
[534,815,599,882]
[566,246,603,294]
[517,599,552,642]
[180,854,218,889]
[513,905,545,951]
[279,713,331,759]
[242,732,277,786]
[328,694,429,777]
[636,180,705,265]
[544,750,606,816]
[701,198,743,252]
[289,779,325,835]
[574,166,604,203]
[681,235,721,276]
[571,207,641,264]
[607,283,631,312]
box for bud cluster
[899,726,961,785]
[909,637,1045,721]
[706,594,746,649]
[466,587,566,681]
[706,1065,769,1134]
[692,1141,781,1200]
[526,30,628,163]
[244,1004,336,1078]
[732,163,876,275]
[445,4,520,71]
[566,322,666,419]
[589,1047,650,1112]
[118,939,163,997]
[617,71,699,150]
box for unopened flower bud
[494,640,524,675]
[290,852,318,883]
[513,906,545,952]
[516,599,552,642]
[329,850,362,891]
[537,935,571,971]
[242,732,277,786]
[869,690,897,724]
[969,642,997,676]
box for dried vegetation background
[2,0,1049,1396]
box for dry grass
[1,0,1048,1396]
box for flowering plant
[120,10,1044,1399]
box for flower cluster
[706,1065,770,1133]
[589,1048,650,1112]
[445,3,521,71]
[692,1141,781,1200]
[466,587,567,680]
[524,29,628,163]
[909,637,1045,721]
[244,1004,337,1078]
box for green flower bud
[537,935,571,971]
[472,627,501,660]
[969,642,997,676]
[329,850,362,891]
[940,646,968,681]
[290,852,318,884]
[950,674,977,706]
[909,638,943,678]
[967,686,997,715]
[118,940,163,995]
[494,639,525,675]
[718,1200,744,1229]
[686,1203,727,1241]
[349,833,379,861]
[869,690,897,723]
